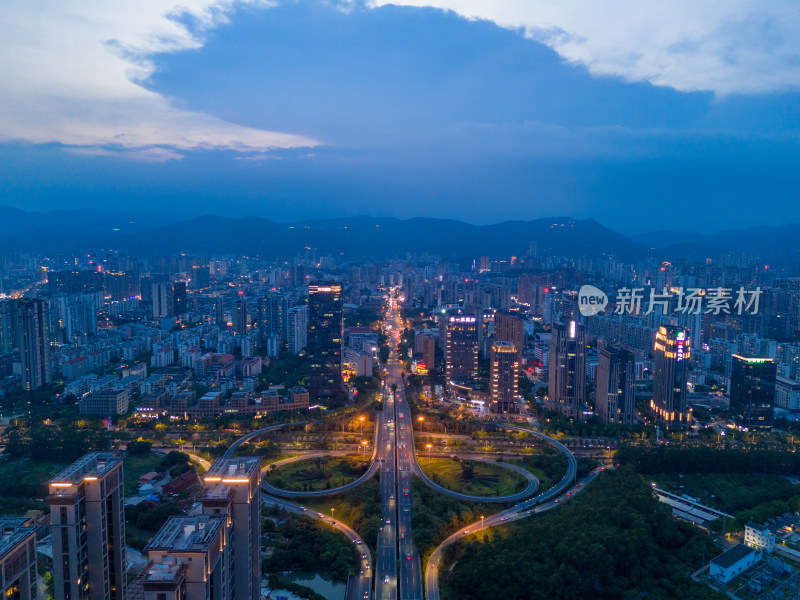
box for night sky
[2,0,799,233]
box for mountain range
[0,205,797,261]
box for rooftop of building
[0,517,36,560]
[203,457,261,482]
[145,515,223,553]
[142,561,187,584]
[49,452,123,485]
[710,543,758,569]
[746,521,770,533]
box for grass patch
[417,456,528,497]
[123,453,164,496]
[265,455,369,492]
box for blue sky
[1,0,799,233]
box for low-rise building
[744,521,775,553]
[709,544,761,583]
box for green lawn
[123,453,164,496]
[0,457,68,513]
[265,455,369,492]
[417,456,527,497]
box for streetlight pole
[480,515,484,534]
[362,440,367,458]
[331,508,335,521]
[359,416,365,436]
[426,443,432,465]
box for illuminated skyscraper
[308,283,343,399]
[730,355,776,431]
[234,296,248,335]
[17,299,51,391]
[494,310,523,366]
[596,345,636,424]
[490,340,518,413]
[548,320,585,419]
[651,326,691,428]
[444,315,478,383]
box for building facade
[308,284,343,399]
[444,315,478,384]
[548,320,586,419]
[596,345,636,425]
[651,326,691,429]
[0,517,38,600]
[730,355,776,430]
[490,341,518,413]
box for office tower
[234,297,248,335]
[17,299,52,391]
[152,282,171,319]
[0,517,37,600]
[730,355,777,431]
[444,315,479,383]
[596,345,636,424]
[490,341,518,413]
[190,265,210,290]
[495,310,524,366]
[308,284,343,399]
[202,458,261,600]
[287,304,308,355]
[548,320,586,419]
[143,515,230,600]
[47,453,126,600]
[419,332,436,371]
[651,326,691,428]
[257,293,287,345]
[172,282,187,317]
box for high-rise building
[495,310,524,366]
[596,345,636,424]
[52,294,98,343]
[490,341,518,413]
[308,284,343,399]
[287,304,308,355]
[651,326,691,428]
[0,517,38,600]
[234,297,248,335]
[143,515,230,600]
[172,282,187,317]
[444,315,478,384]
[730,355,777,431]
[257,293,287,345]
[47,453,126,600]
[201,458,261,600]
[189,265,210,290]
[548,320,586,418]
[152,282,171,319]
[17,299,52,391]
[0,300,15,355]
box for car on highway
[384,576,390,584]
[407,554,412,560]
[385,519,391,524]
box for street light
[331,508,335,520]
[417,415,424,432]
[480,515,484,534]
[361,439,368,458]
[426,443,432,465]
[359,416,365,436]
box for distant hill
[1,205,797,260]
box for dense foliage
[618,444,800,476]
[262,512,359,582]
[443,467,722,600]
[5,420,110,461]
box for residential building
[744,522,775,553]
[287,305,308,355]
[201,458,261,600]
[0,517,38,600]
[79,389,130,416]
[47,453,126,600]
